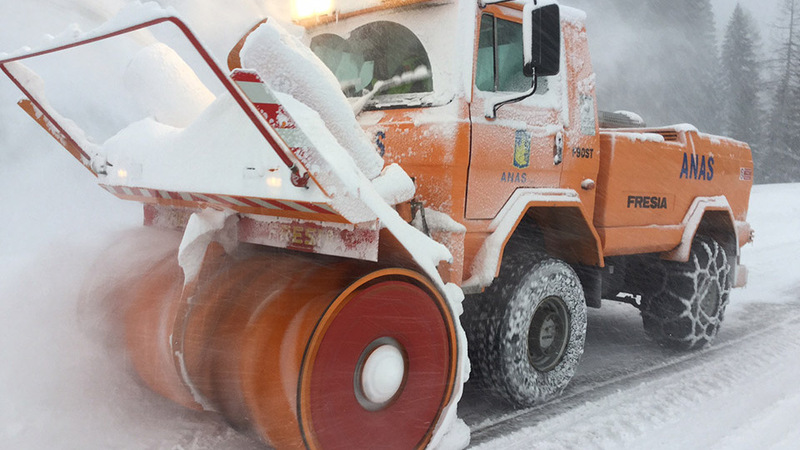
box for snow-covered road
[466,298,800,449]
[461,184,800,448]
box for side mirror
[523,3,561,77]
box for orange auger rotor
[122,241,458,449]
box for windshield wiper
[351,66,431,116]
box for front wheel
[465,254,587,406]
[640,236,732,350]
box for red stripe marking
[298,202,337,215]
[102,184,337,216]
[262,199,296,211]
[230,70,262,83]
[252,103,297,129]
[236,197,262,208]
[200,193,228,206]
[208,193,247,208]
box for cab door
[466,7,566,220]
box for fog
[564,0,780,133]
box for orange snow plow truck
[1,0,753,448]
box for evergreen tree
[767,0,800,183]
[649,0,721,133]
[720,4,762,147]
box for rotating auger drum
[123,240,459,449]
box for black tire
[463,253,587,406]
[640,236,732,350]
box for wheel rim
[354,337,408,411]
[528,296,571,372]
[300,272,457,450]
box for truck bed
[593,125,753,256]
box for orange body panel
[594,129,753,255]
[361,106,472,220]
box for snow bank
[731,183,800,307]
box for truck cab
[303,0,604,286]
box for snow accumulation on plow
[0,2,469,448]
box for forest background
[569,0,799,183]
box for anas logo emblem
[514,130,531,169]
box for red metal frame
[0,15,309,186]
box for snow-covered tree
[766,0,800,183]
[720,4,762,148]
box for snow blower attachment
[124,242,458,449]
[0,8,463,449]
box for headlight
[293,0,334,19]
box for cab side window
[476,15,496,92]
[476,14,549,94]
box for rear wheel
[465,254,586,406]
[639,236,732,350]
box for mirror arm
[485,73,538,119]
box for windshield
[310,21,433,103]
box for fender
[462,188,604,292]
[661,196,749,263]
